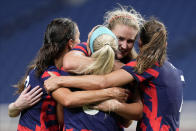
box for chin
[117,54,124,60]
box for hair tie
[104,43,110,46]
[89,26,117,53]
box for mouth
[117,49,127,55]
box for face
[111,24,138,60]
[72,25,81,48]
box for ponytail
[76,34,118,75]
[85,44,115,75]
[135,19,167,74]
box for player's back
[149,61,184,130]
[17,68,59,131]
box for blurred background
[0,0,195,130]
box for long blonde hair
[76,29,118,75]
[135,18,167,74]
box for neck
[55,49,69,69]
[86,44,91,56]
[55,57,63,69]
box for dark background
[0,0,195,103]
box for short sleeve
[72,42,89,56]
[121,61,159,84]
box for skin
[8,25,81,118]
[51,26,129,108]
[9,22,142,128]
[112,24,138,60]
[44,68,143,121]
[45,24,143,122]
[50,26,131,128]
[8,85,43,117]
[63,24,138,72]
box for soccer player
[10,5,145,130]
[56,5,145,126]
[44,18,185,131]
[9,18,81,131]
[50,26,130,131]
[9,20,129,130]
[63,5,144,71]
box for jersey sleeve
[41,66,70,81]
[41,67,61,81]
[72,42,89,56]
[121,61,160,83]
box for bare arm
[89,85,143,128]
[51,87,128,108]
[8,85,43,117]
[56,103,64,131]
[114,87,143,121]
[44,69,134,92]
[93,87,143,121]
[63,50,93,73]
[113,60,125,71]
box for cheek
[128,43,134,49]
[76,38,80,44]
[117,41,123,47]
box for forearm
[113,60,125,71]
[56,69,133,90]
[114,101,143,121]
[45,69,133,92]
[8,102,21,117]
[63,51,93,73]
[57,75,106,90]
[52,88,114,108]
[56,103,64,130]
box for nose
[120,41,127,50]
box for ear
[138,39,143,48]
[67,39,74,50]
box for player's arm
[44,69,134,91]
[63,50,93,73]
[8,85,43,117]
[93,87,143,121]
[56,103,64,131]
[51,87,128,108]
[113,87,143,121]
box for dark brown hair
[15,18,77,94]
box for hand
[44,71,60,93]
[92,99,120,112]
[107,87,129,103]
[113,60,125,71]
[87,25,102,44]
[14,85,43,110]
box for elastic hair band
[89,26,117,53]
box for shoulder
[72,42,89,56]
[41,66,61,79]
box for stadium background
[0,0,195,130]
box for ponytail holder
[89,26,117,53]
[104,43,110,46]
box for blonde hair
[77,34,118,75]
[135,18,167,74]
[104,5,144,32]
[104,5,144,61]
